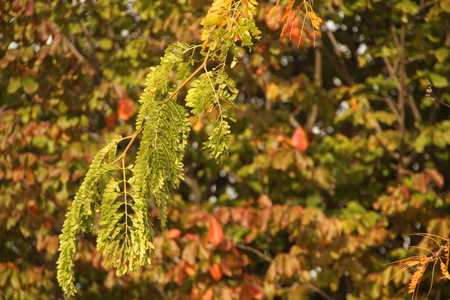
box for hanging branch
[57,0,262,296]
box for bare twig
[235,243,272,263]
[305,47,322,131]
[325,30,355,86]
[426,82,450,108]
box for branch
[427,94,450,108]
[325,29,355,86]
[111,49,211,165]
[234,243,272,263]
[426,82,450,108]
[305,47,322,131]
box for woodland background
[1,0,450,299]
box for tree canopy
[1,0,449,299]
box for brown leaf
[24,1,34,16]
[415,172,429,194]
[401,185,410,200]
[257,194,272,208]
[424,168,444,189]
[182,241,198,265]
[12,166,24,182]
[260,208,271,231]
[174,260,187,286]
[214,207,230,224]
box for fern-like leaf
[186,70,238,161]
[57,136,121,296]
[134,47,191,228]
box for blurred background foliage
[1,0,450,299]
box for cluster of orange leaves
[200,0,258,50]
[200,0,322,50]
[391,233,450,299]
[271,0,323,47]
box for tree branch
[111,49,211,164]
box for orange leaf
[280,0,298,22]
[167,228,181,239]
[351,97,359,110]
[269,0,280,15]
[185,263,195,276]
[202,288,213,300]
[291,126,309,151]
[209,263,223,281]
[440,261,450,279]
[117,98,136,121]
[208,217,224,246]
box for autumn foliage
[1,0,450,299]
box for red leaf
[209,263,223,281]
[291,126,309,151]
[208,217,224,246]
[401,185,410,200]
[167,228,181,239]
[105,113,117,128]
[248,285,263,299]
[184,233,200,241]
[24,1,34,16]
[117,98,136,121]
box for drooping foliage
[56,0,262,295]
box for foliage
[1,0,450,299]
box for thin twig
[428,94,450,108]
[426,82,450,108]
[234,243,272,263]
[111,49,211,165]
[111,126,144,164]
[168,49,211,100]
[234,243,333,300]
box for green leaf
[7,77,22,94]
[434,48,449,63]
[99,38,113,51]
[441,0,450,12]
[22,77,39,94]
[430,73,449,88]
[396,0,419,15]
